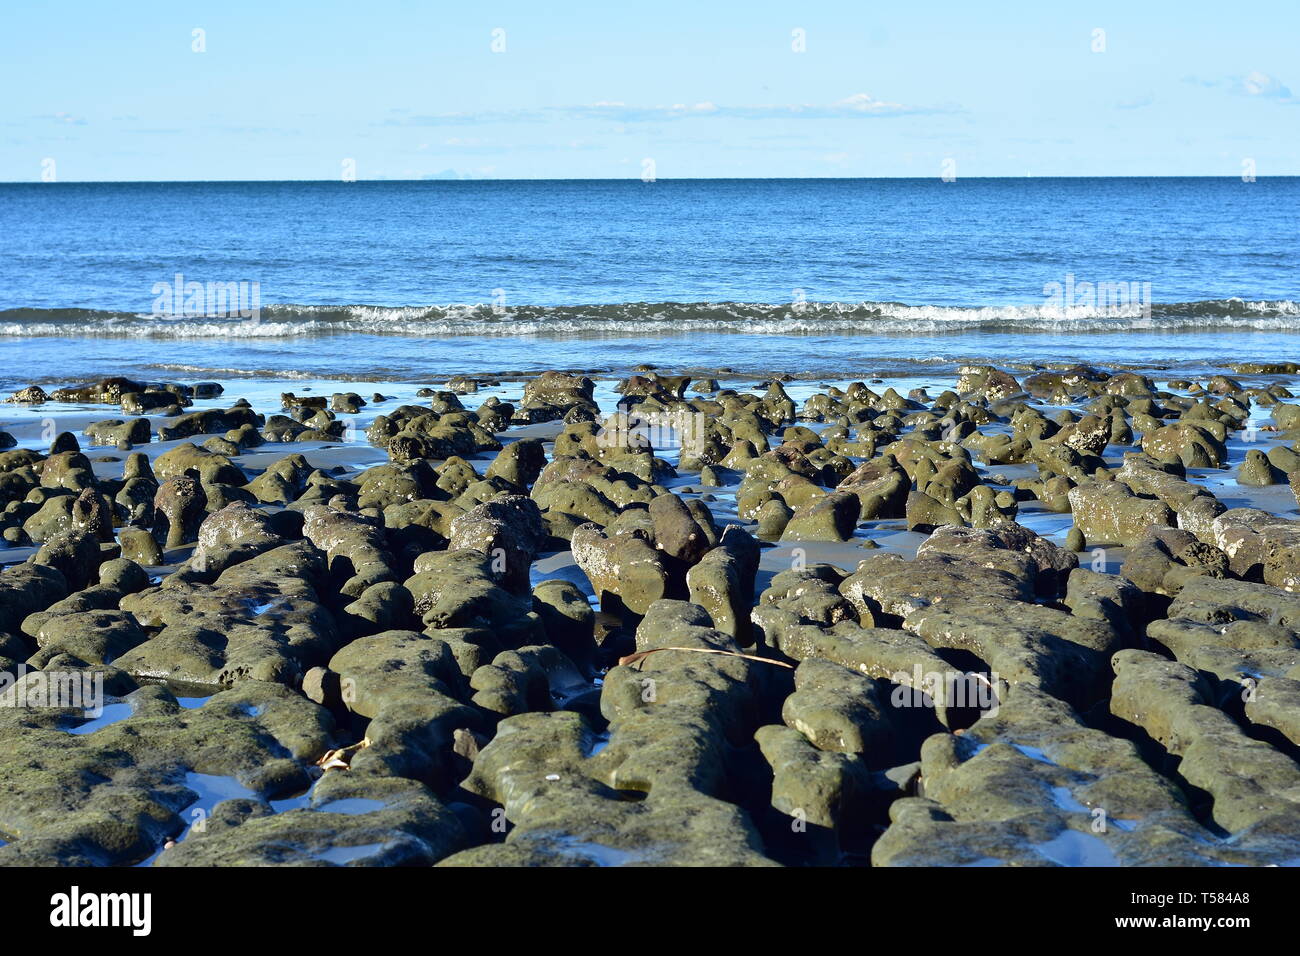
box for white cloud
[1240,71,1293,99]
[1187,72,1297,103]
[834,93,906,113]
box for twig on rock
[317,737,371,771]
[618,647,795,670]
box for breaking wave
[1,299,1298,338]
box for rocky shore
[0,363,1298,867]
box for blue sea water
[0,177,1297,389]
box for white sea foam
[1,298,1297,339]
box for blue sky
[2,0,1297,180]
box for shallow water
[61,701,132,735]
[7,327,1300,390]
[585,731,611,757]
[1013,745,1057,766]
[134,770,394,866]
[1049,786,1092,815]
[543,834,650,866]
[314,842,389,864]
[1035,829,1120,867]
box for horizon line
[3,174,1296,185]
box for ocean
[1,177,1297,390]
